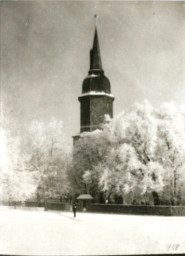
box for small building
[76,194,94,211]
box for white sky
[1,1,185,146]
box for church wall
[90,96,113,129]
[80,97,90,132]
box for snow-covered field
[0,208,184,255]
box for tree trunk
[44,197,48,211]
[171,170,175,206]
[152,191,160,205]
[174,169,177,205]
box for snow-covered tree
[72,101,185,205]
[0,103,36,203]
[24,118,71,201]
[71,129,110,201]
[156,103,185,205]
[100,101,185,205]
[98,102,165,204]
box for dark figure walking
[73,203,77,218]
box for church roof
[82,26,111,94]
[76,194,94,200]
[89,26,103,73]
[82,73,111,94]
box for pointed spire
[89,25,103,74]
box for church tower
[78,26,114,133]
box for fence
[1,201,185,216]
[87,203,185,216]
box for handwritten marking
[167,244,180,251]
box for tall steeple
[89,27,103,74]
[77,23,114,133]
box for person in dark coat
[73,203,77,218]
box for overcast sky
[1,1,185,146]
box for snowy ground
[0,207,184,255]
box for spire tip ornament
[94,12,98,26]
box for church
[72,25,115,203]
[76,25,115,137]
